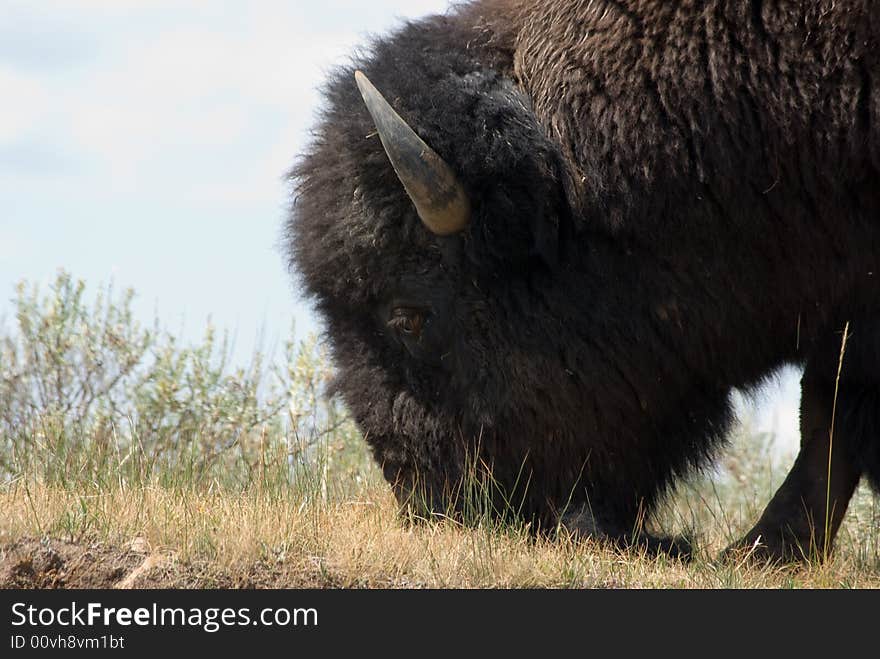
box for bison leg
[726,350,863,563]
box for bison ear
[529,206,562,269]
[518,170,572,270]
[476,159,570,271]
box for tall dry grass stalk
[824,322,850,559]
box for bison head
[287,37,580,521]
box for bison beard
[287,0,880,562]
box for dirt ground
[0,537,371,589]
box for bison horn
[354,71,471,236]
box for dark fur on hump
[288,1,880,533]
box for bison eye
[388,307,425,338]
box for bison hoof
[630,533,694,561]
[720,533,823,565]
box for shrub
[0,271,369,493]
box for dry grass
[2,456,879,589]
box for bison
[286,0,880,562]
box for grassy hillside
[1,272,878,588]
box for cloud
[2,0,449,201]
[0,67,53,142]
[0,139,76,175]
[0,18,97,73]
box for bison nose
[382,463,413,503]
[382,461,402,486]
[383,465,436,517]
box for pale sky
[0,0,801,452]
[1,0,451,356]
